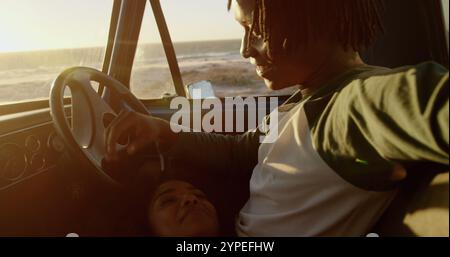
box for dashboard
[0,106,160,236]
[0,121,65,191]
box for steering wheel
[50,67,151,187]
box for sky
[0,0,242,53]
[0,0,448,53]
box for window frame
[123,0,186,100]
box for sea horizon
[0,38,241,56]
[0,38,283,103]
[0,39,242,72]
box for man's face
[148,180,219,237]
[233,0,330,90]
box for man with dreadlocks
[105,0,449,236]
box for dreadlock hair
[228,0,385,60]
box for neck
[301,48,365,91]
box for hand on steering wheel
[50,67,171,187]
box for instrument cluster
[0,123,65,190]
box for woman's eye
[193,191,207,200]
[159,197,176,207]
[195,194,206,199]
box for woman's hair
[228,0,385,58]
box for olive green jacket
[166,62,449,191]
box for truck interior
[0,0,448,237]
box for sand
[0,55,297,104]
[131,55,297,99]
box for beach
[0,39,296,104]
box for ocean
[0,39,293,104]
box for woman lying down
[103,149,231,237]
[147,178,221,237]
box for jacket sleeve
[337,62,449,165]
[164,130,261,175]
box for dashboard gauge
[25,135,41,153]
[0,144,27,181]
[47,132,65,153]
[30,153,46,171]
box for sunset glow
[0,0,242,53]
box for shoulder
[333,62,448,102]
[351,61,449,88]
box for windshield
[130,0,297,99]
[0,0,113,105]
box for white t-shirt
[236,101,396,236]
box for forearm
[164,131,261,174]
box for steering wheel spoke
[68,71,116,164]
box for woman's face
[148,180,219,237]
[233,0,335,90]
